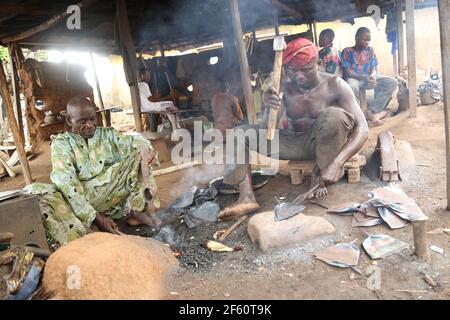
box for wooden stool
[343,154,366,183]
[285,160,315,185]
[143,132,171,163]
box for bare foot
[368,118,384,127]
[126,211,162,228]
[219,171,260,220]
[219,201,260,221]
[308,165,329,199]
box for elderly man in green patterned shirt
[24,96,161,246]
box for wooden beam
[438,0,450,210]
[0,61,32,185]
[0,0,97,43]
[229,0,256,125]
[405,0,417,118]
[116,0,143,132]
[396,0,405,75]
[89,52,107,127]
[7,44,24,141]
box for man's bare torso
[282,72,341,132]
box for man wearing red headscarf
[219,38,368,220]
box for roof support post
[229,0,256,124]
[396,0,405,75]
[115,0,143,132]
[405,0,417,118]
[438,0,450,209]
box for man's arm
[320,78,369,183]
[50,138,97,227]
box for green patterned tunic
[23,127,159,245]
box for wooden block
[348,168,360,183]
[289,169,303,185]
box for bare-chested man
[219,38,368,220]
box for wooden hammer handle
[266,50,283,140]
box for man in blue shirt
[342,27,397,126]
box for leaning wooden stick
[218,216,247,242]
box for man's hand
[320,159,345,184]
[262,86,281,110]
[94,213,121,235]
[368,75,376,85]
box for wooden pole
[405,0,417,118]
[116,0,143,132]
[438,0,450,210]
[89,52,107,127]
[7,44,24,140]
[313,20,318,46]
[393,53,398,76]
[0,62,32,185]
[0,0,97,43]
[412,221,430,260]
[229,0,256,125]
[396,0,405,75]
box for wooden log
[405,0,417,118]
[90,52,108,127]
[229,0,256,125]
[0,0,97,43]
[412,220,430,260]
[0,62,32,185]
[438,0,450,210]
[396,0,405,75]
[153,160,200,177]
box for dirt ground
[1,103,450,300]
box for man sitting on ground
[342,27,397,126]
[218,38,368,220]
[318,29,343,77]
[24,96,162,246]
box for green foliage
[0,46,9,62]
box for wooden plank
[396,0,405,75]
[405,0,417,118]
[438,0,450,210]
[0,0,97,43]
[229,0,256,125]
[0,61,32,185]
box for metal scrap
[314,241,360,268]
[362,234,409,259]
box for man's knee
[317,107,355,140]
